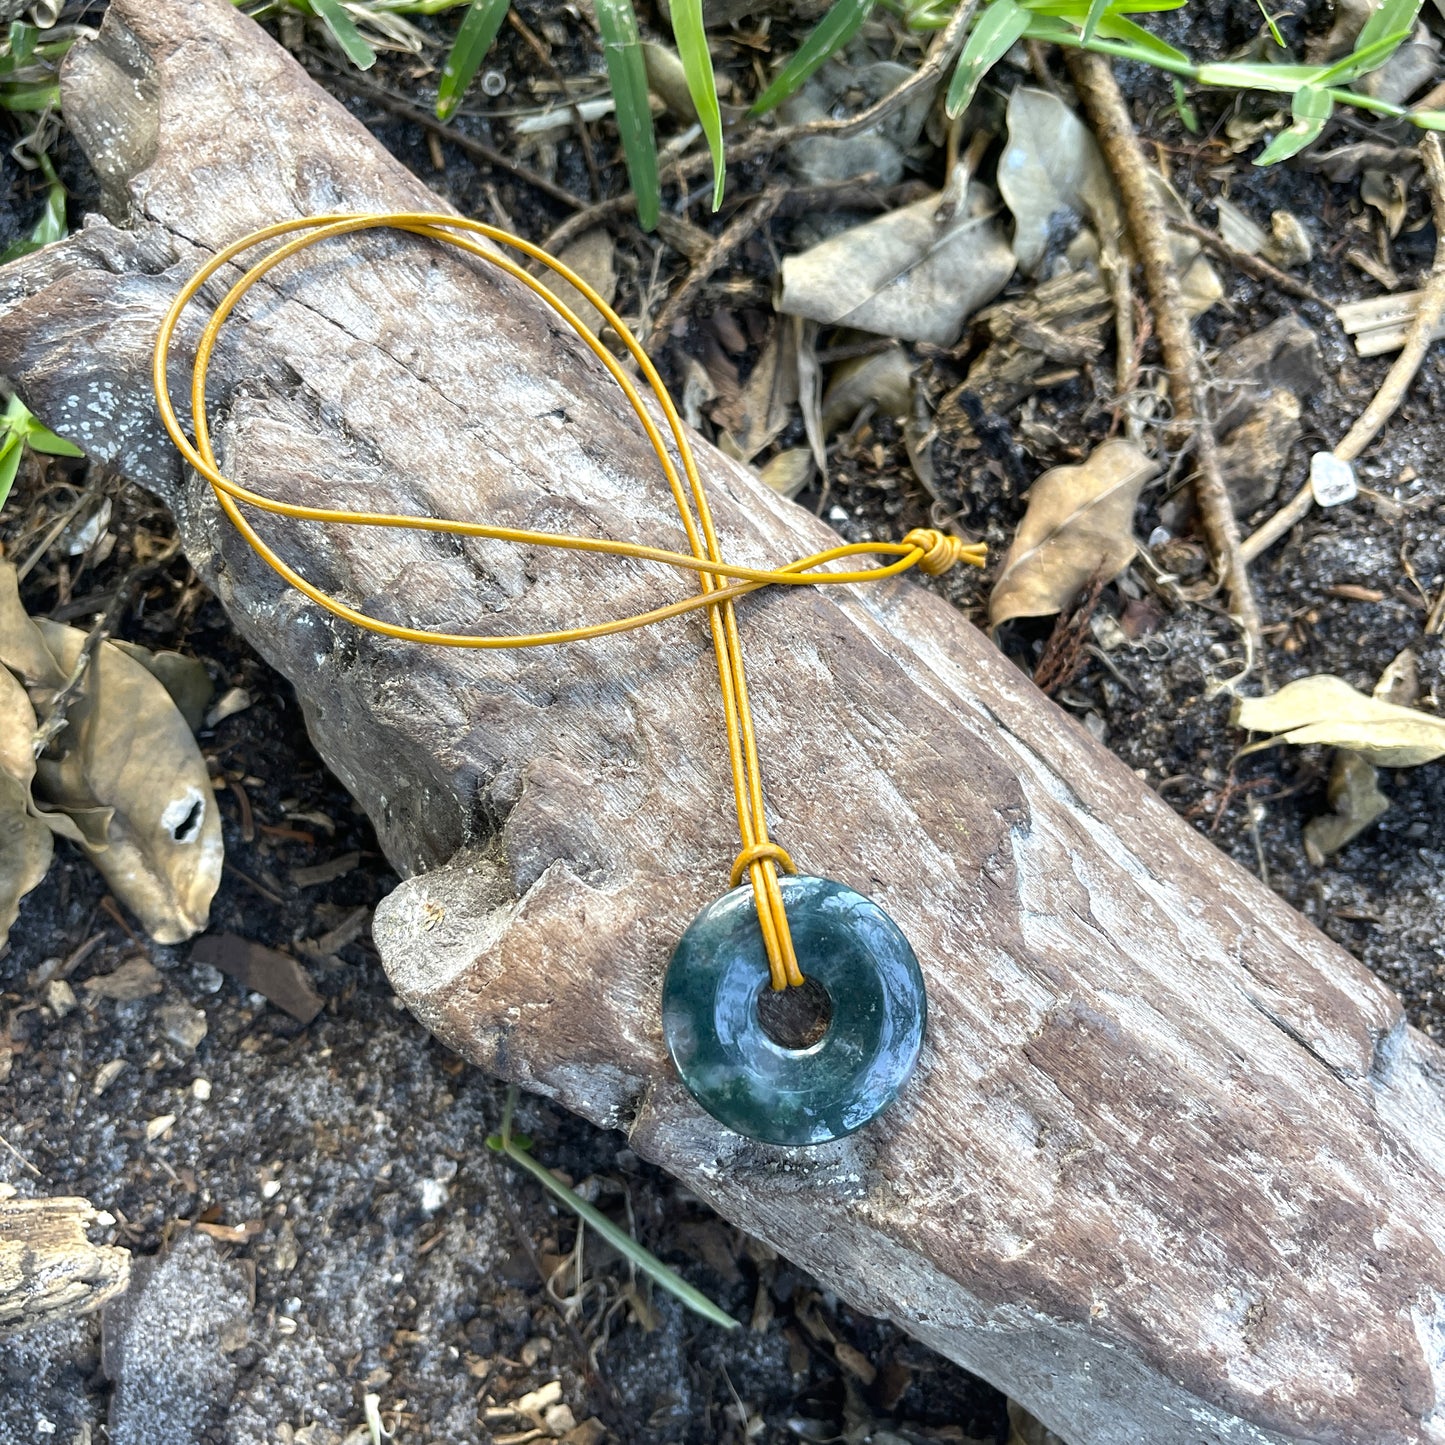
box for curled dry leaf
[0,666,52,940]
[777,184,1015,347]
[713,326,798,463]
[997,87,1121,275]
[1233,675,1445,767]
[820,345,913,434]
[989,438,1159,628]
[757,448,814,500]
[1302,750,1390,865]
[0,561,222,944]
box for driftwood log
[0,1195,129,1330]
[1,2,1444,1440]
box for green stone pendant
[661,875,927,1146]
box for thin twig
[32,539,183,757]
[650,189,784,342]
[1067,49,1263,658]
[315,64,591,213]
[1242,132,1445,566]
[1172,216,1328,306]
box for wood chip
[193,1219,263,1243]
[190,934,324,1024]
[82,957,162,999]
[834,1340,877,1386]
[290,851,361,888]
[295,904,370,959]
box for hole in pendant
[757,975,833,1050]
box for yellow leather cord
[151,212,985,991]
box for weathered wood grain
[0,1195,130,1330]
[0,2,1443,1440]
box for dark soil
[3,0,1444,1442]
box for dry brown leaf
[0,559,65,688]
[757,448,813,499]
[777,184,1015,346]
[1233,675,1445,767]
[0,669,52,941]
[821,345,913,434]
[111,643,213,732]
[31,617,223,942]
[997,87,1121,275]
[989,438,1159,627]
[0,562,222,943]
[714,326,797,462]
[545,229,618,338]
[1302,750,1390,864]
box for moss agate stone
[661,875,926,1146]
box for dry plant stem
[1171,216,1327,306]
[650,189,785,341]
[733,0,979,159]
[507,7,603,202]
[1066,49,1262,655]
[1241,133,1445,566]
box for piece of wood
[0,1195,130,1330]
[1,4,1443,1440]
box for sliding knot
[730,841,797,891]
[902,527,986,576]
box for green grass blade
[1311,28,1413,86]
[1356,0,1422,55]
[1026,0,1186,14]
[1254,0,1285,49]
[749,0,875,116]
[0,156,65,265]
[488,1132,740,1330]
[947,0,1032,118]
[1409,108,1445,129]
[1170,75,1199,131]
[435,0,510,121]
[311,0,377,70]
[1255,82,1330,164]
[7,22,36,65]
[1195,61,1326,93]
[1090,13,1188,65]
[1080,0,1110,44]
[595,0,660,231]
[670,0,726,211]
[0,80,60,111]
[0,437,21,513]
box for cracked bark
[1,2,1444,1441]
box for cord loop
[729,841,797,891]
[151,214,983,993]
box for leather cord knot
[902,528,987,576]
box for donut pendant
[661,876,927,1145]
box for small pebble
[520,1337,552,1368]
[159,1000,208,1053]
[145,1113,177,1141]
[544,1403,576,1436]
[191,1077,212,1101]
[93,1059,127,1095]
[44,979,76,1018]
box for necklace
[153,213,984,1146]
